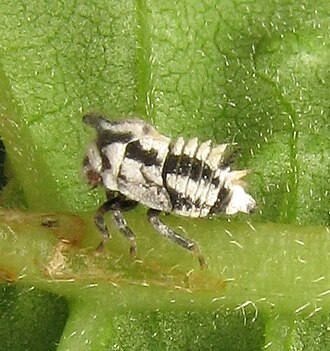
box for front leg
[94,194,137,255]
[112,209,137,257]
[147,209,207,269]
[94,197,118,251]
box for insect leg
[94,197,118,251]
[112,207,137,257]
[94,193,137,254]
[147,209,207,269]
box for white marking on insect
[196,140,211,161]
[172,136,185,155]
[207,144,228,169]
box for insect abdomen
[162,137,232,218]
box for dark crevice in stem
[136,0,154,121]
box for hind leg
[147,209,207,269]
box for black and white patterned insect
[83,114,256,268]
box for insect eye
[83,156,102,187]
[85,168,102,187]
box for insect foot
[83,114,256,269]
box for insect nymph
[83,114,256,268]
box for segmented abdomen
[162,137,232,218]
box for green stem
[0,209,329,315]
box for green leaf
[0,0,329,350]
[0,284,68,351]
